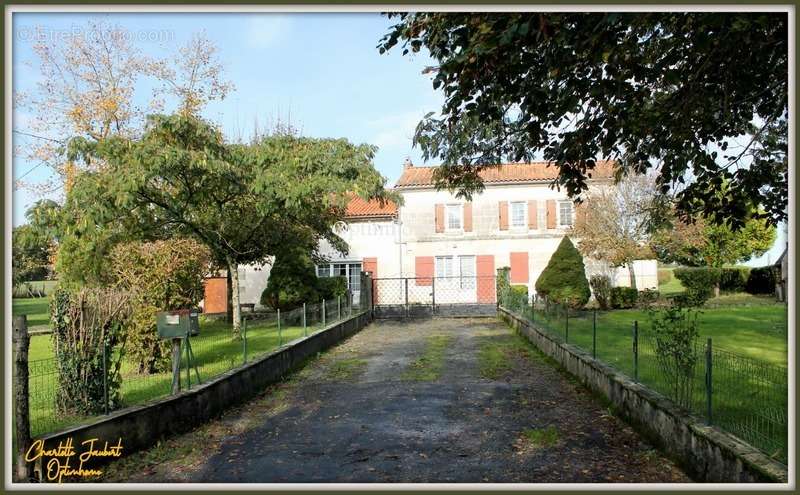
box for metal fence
[499,290,788,465]
[16,289,368,439]
[371,276,497,318]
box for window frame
[445,203,463,232]
[510,201,527,229]
[558,200,574,227]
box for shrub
[638,288,661,306]
[610,287,638,309]
[51,287,132,415]
[318,276,348,301]
[535,236,591,308]
[745,266,776,295]
[647,304,700,409]
[657,269,673,285]
[719,267,750,293]
[589,275,612,310]
[496,267,511,302]
[261,248,320,311]
[110,239,211,374]
[673,267,722,305]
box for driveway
[103,317,690,483]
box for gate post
[431,277,436,315]
[404,278,409,318]
[13,315,33,482]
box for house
[203,159,658,312]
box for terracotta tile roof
[345,196,398,219]
[394,160,617,188]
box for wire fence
[17,289,367,439]
[371,276,497,318]
[499,290,788,465]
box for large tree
[66,114,393,337]
[379,13,788,228]
[572,174,660,289]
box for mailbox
[157,309,200,339]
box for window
[435,256,455,278]
[446,204,463,231]
[459,255,476,289]
[315,262,362,293]
[317,265,330,278]
[559,201,574,227]
[510,202,527,229]
[348,263,361,292]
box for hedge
[745,266,776,295]
[610,287,638,309]
[719,267,750,293]
[673,267,722,304]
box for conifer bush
[535,236,591,308]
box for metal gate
[371,276,497,319]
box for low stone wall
[33,311,372,479]
[499,307,788,484]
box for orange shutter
[498,201,508,230]
[546,200,556,229]
[463,202,473,232]
[435,204,444,233]
[510,252,529,283]
[476,255,495,303]
[203,277,228,314]
[362,257,378,278]
[528,200,538,229]
[415,256,434,286]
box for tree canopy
[65,114,394,335]
[379,13,788,228]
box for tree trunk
[227,258,242,339]
[627,262,637,290]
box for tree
[261,245,322,311]
[534,236,591,308]
[379,13,788,228]
[12,225,52,286]
[572,174,659,289]
[66,114,393,337]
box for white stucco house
[213,159,658,310]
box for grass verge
[401,335,452,381]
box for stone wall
[499,307,788,484]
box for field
[12,297,50,329]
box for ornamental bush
[535,236,590,309]
[745,266,776,295]
[637,288,661,307]
[719,267,750,293]
[610,287,638,309]
[51,287,131,415]
[673,267,722,305]
[589,275,612,310]
[110,238,211,374]
[261,248,321,311]
[318,276,348,301]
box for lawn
[657,267,685,295]
[510,297,788,463]
[23,300,357,438]
[12,297,51,329]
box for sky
[10,12,786,267]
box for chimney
[403,157,413,169]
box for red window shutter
[498,201,508,230]
[463,202,473,232]
[528,200,538,229]
[203,277,228,314]
[546,200,556,229]
[510,252,529,283]
[415,256,434,286]
[362,257,378,279]
[435,204,444,233]
[476,255,495,303]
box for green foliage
[318,276,348,301]
[110,239,211,373]
[261,248,320,311]
[719,267,751,293]
[589,275,611,310]
[379,13,787,227]
[496,266,511,301]
[673,267,722,305]
[12,225,52,286]
[535,237,590,308]
[647,304,701,409]
[637,288,660,307]
[610,287,638,309]
[50,287,131,415]
[657,269,673,286]
[746,267,776,295]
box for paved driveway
[105,318,690,483]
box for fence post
[633,320,639,382]
[303,303,307,337]
[531,294,535,322]
[277,309,282,347]
[171,337,182,394]
[564,300,569,343]
[431,277,436,315]
[322,299,326,327]
[405,278,409,318]
[706,337,713,425]
[103,338,109,415]
[242,318,248,364]
[338,295,341,321]
[13,315,33,482]
[348,291,353,317]
[592,309,597,359]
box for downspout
[397,207,403,277]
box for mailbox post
[157,309,201,394]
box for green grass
[401,335,453,381]
[521,426,560,448]
[12,297,51,328]
[478,331,535,379]
[325,357,368,380]
[658,267,685,295]
[22,313,345,438]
